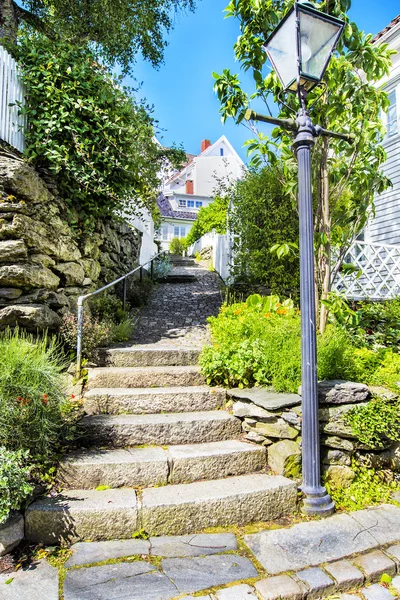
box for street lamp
[246,1,351,517]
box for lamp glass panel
[264,10,298,90]
[299,10,342,80]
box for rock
[324,465,356,488]
[360,583,396,600]
[233,401,275,420]
[82,277,92,287]
[0,304,61,330]
[352,550,396,581]
[324,559,365,591]
[268,440,301,478]
[320,404,364,438]
[80,258,101,281]
[0,239,27,263]
[245,431,267,443]
[30,253,56,268]
[317,381,371,405]
[0,512,24,556]
[255,575,307,600]
[54,262,85,286]
[322,436,356,452]
[256,419,298,440]
[0,287,22,299]
[356,443,400,471]
[0,154,53,203]
[229,388,301,411]
[65,539,150,567]
[281,411,301,427]
[0,264,60,290]
[161,555,258,594]
[369,386,398,400]
[321,448,351,466]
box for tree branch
[13,2,58,40]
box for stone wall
[229,381,400,487]
[0,150,141,330]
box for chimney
[186,180,194,195]
[201,139,211,153]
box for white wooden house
[157,136,245,250]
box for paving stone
[391,575,400,593]
[0,560,58,600]
[228,389,301,411]
[142,474,297,535]
[161,554,258,594]
[215,584,258,599]
[65,539,151,567]
[63,561,178,600]
[149,533,237,557]
[385,544,400,566]
[353,550,396,581]
[168,440,266,483]
[254,574,307,599]
[87,365,206,389]
[360,583,397,600]
[243,506,400,575]
[295,567,335,599]
[336,595,363,600]
[25,488,138,544]
[82,411,241,447]
[324,559,365,590]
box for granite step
[100,346,202,368]
[58,441,267,488]
[25,474,297,543]
[141,473,298,536]
[81,411,242,447]
[87,366,205,389]
[84,386,226,415]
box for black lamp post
[247,1,352,517]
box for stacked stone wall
[230,381,400,486]
[0,150,141,330]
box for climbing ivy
[345,397,400,449]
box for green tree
[229,165,300,298]
[213,0,393,332]
[0,0,196,73]
[16,33,184,226]
[186,195,229,246]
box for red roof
[373,14,400,42]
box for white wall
[187,230,233,283]
[129,209,158,265]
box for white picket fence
[0,46,26,153]
[187,230,234,283]
[333,240,400,300]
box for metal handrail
[76,251,166,377]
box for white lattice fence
[0,46,26,153]
[333,241,400,300]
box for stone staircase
[25,260,297,545]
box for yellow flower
[264,312,271,318]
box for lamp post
[246,1,353,517]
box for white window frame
[386,86,399,138]
[196,201,203,208]
[173,226,186,238]
[162,225,169,241]
[187,200,195,208]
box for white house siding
[367,16,400,244]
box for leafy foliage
[185,195,229,246]
[200,294,355,392]
[0,329,71,462]
[325,461,400,512]
[169,237,187,255]
[213,0,393,332]
[15,33,185,227]
[7,0,196,74]
[60,313,113,360]
[0,448,33,524]
[228,166,300,298]
[345,397,400,449]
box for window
[220,148,224,156]
[387,89,398,137]
[162,226,168,241]
[179,199,187,207]
[196,201,203,208]
[187,200,195,208]
[174,226,186,238]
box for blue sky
[128,0,399,162]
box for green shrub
[324,462,400,512]
[89,292,128,325]
[0,330,69,462]
[169,238,187,256]
[153,255,172,280]
[345,397,400,449]
[111,318,136,342]
[185,195,229,246]
[0,448,33,524]
[60,313,113,360]
[126,277,154,306]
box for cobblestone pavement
[130,260,223,348]
[2,506,400,599]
